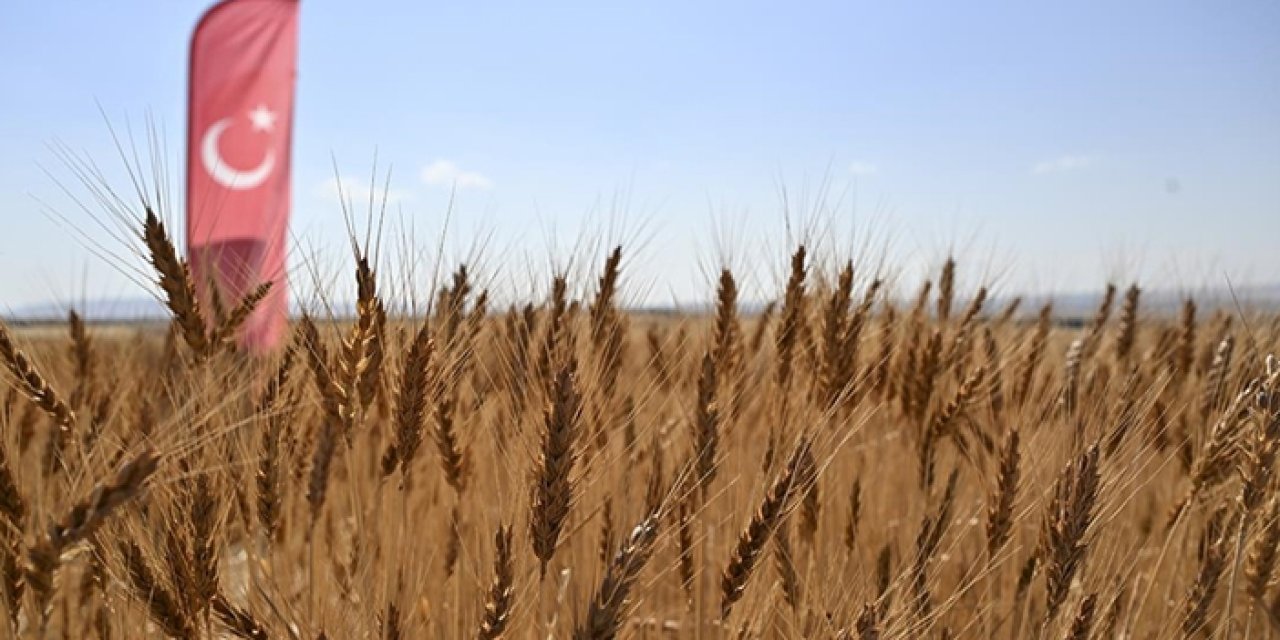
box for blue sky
[1,1,1278,311]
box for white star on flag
[248,105,277,132]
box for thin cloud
[1032,155,1094,175]
[316,176,413,207]
[848,161,878,176]
[421,160,494,190]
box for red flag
[187,0,298,353]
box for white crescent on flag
[200,113,276,190]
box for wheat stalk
[720,438,816,619]
[572,513,660,639]
[1039,444,1100,624]
[142,208,209,358]
[478,524,515,639]
[530,357,582,577]
[28,448,159,622]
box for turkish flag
[187,0,298,353]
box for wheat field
[0,208,1278,639]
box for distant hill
[1009,283,1280,320]
[6,297,169,323]
[4,283,1279,324]
[643,283,1280,319]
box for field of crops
[1,209,1278,639]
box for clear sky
[1,1,1278,311]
